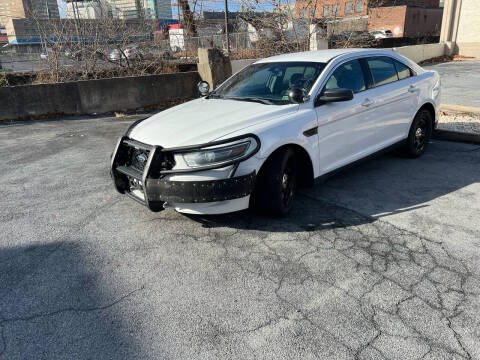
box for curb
[440,104,480,114]
[433,129,480,145]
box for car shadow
[0,241,147,359]
[184,140,480,232]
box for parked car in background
[109,45,172,62]
[109,45,142,61]
[370,29,394,39]
[40,47,52,59]
[67,48,107,61]
[347,31,374,40]
[111,49,441,216]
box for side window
[324,59,366,93]
[394,59,413,80]
[366,57,399,87]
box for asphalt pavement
[424,60,480,108]
[0,115,479,359]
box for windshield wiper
[224,96,274,105]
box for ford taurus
[110,48,441,216]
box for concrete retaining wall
[392,43,447,63]
[0,71,200,121]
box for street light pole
[224,0,230,54]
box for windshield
[213,62,326,105]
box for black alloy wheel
[404,109,433,158]
[252,148,297,217]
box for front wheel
[252,148,297,217]
[403,109,433,158]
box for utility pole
[224,0,230,54]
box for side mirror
[288,87,305,104]
[197,81,210,96]
[317,88,354,105]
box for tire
[403,109,433,158]
[252,148,297,217]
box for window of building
[325,60,366,93]
[366,57,399,87]
[345,1,353,14]
[332,4,339,16]
[323,5,330,16]
[309,8,315,17]
[355,0,363,12]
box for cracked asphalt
[1,115,480,359]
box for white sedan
[370,29,394,39]
[111,48,441,216]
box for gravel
[438,112,480,134]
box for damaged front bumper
[110,136,259,212]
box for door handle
[361,99,374,107]
[408,85,418,93]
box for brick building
[368,5,443,36]
[295,0,440,19]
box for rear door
[364,56,419,147]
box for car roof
[256,48,390,64]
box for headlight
[182,141,251,167]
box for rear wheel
[252,148,297,217]
[403,109,433,158]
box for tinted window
[367,57,399,86]
[325,60,366,93]
[394,59,412,80]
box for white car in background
[111,48,441,216]
[370,29,394,39]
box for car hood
[129,98,298,148]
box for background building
[441,0,480,58]
[295,0,440,19]
[152,0,172,19]
[0,0,59,27]
[65,0,112,19]
[64,0,172,19]
[295,0,442,38]
[368,5,443,36]
[108,0,171,19]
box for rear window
[394,59,412,80]
[366,57,399,87]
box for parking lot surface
[1,116,480,359]
[424,60,480,108]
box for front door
[315,59,378,175]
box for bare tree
[177,0,197,36]
[26,5,176,83]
